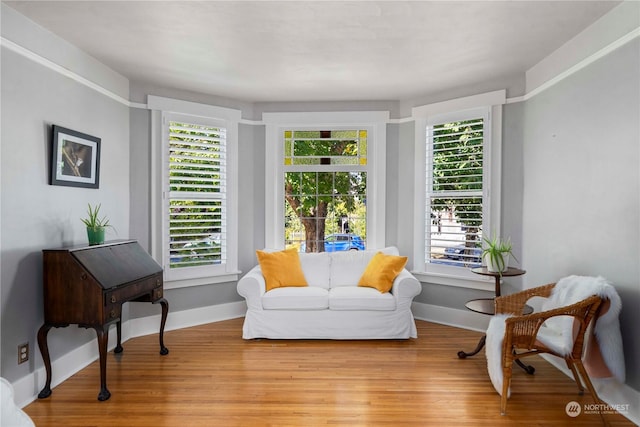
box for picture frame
[50,125,101,189]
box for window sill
[411,270,494,291]
[164,271,241,290]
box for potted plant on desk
[81,203,111,245]
[482,234,517,274]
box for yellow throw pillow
[256,248,308,292]
[358,252,408,293]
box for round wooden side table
[457,266,534,374]
[470,266,526,297]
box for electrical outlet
[18,342,29,364]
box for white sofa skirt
[242,307,418,340]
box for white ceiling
[4,1,620,102]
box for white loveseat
[237,247,422,339]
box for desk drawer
[105,275,162,306]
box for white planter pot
[485,253,510,273]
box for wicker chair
[494,283,604,416]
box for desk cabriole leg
[93,326,111,401]
[37,324,53,399]
[114,320,123,353]
[155,297,169,355]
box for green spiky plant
[482,234,517,274]
[81,203,110,229]
[81,203,112,245]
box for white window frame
[263,111,389,250]
[149,95,241,288]
[412,90,505,290]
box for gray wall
[522,39,640,388]
[239,123,266,269]
[130,107,152,250]
[0,48,130,382]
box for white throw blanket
[486,313,513,397]
[486,275,625,397]
[1,378,35,427]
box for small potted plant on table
[81,203,111,245]
[482,234,517,274]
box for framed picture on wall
[50,125,101,188]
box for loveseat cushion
[329,286,396,311]
[262,287,329,310]
[299,252,331,289]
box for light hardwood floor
[24,318,632,426]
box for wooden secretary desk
[37,240,169,401]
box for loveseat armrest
[237,266,266,311]
[391,269,422,303]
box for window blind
[426,118,484,268]
[167,121,227,269]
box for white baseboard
[13,301,246,408]
[411,301,491,332]
[128,300,246,337]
